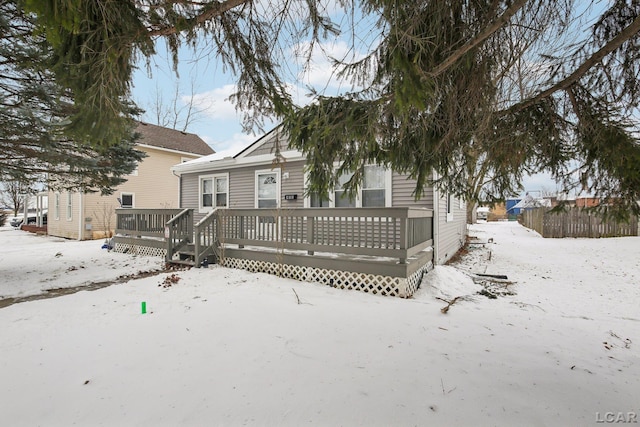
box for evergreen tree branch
[429,0,528,77]
[511,13,640,112]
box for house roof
[135,122,214,156]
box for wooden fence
[520,208,639,238]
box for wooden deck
[113,207,434,297]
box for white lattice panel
[220,256,431,298]
[113,243,166,258]
[404,261,433,297]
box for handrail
[193,208,220,267]
[165,208,194,263]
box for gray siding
[392,173,433,208]
[281,161,306,209]
[245,129,290,157]
[182,164,437,218]
[435,192,467,265]
[180,161,307,222]
[181,172,202,220]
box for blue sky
[129,2,601,195]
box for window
[334,172,356,208]
[200,174,228,213]
[362,165,387,207]
[256,171,279,209]
[120,193,134,208]
[66,193,73,220]
[307,165,391,208]
[54,193,60,220]
[309,193,331,207]
[446,193,454,222]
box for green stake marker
[141,301,147,314]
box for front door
[255,170,280,240]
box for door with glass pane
[255,171,280,239]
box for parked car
[11,211,47,228]
[9,215,24,228]
[25,212,47,226]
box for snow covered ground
[0,222,638,426]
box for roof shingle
[135,122,214,156]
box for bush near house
[0,211,8,226]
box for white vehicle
[476,206,490,221]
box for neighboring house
[505,197,522,215]
[47,122,214,240]
[508,193,552,214]
[171,126,467,266]
[575,197,600,208]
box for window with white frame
[446,193,454,222]
[200,174,228,212]
[256,171,279,209]
[334,172,356,208]
[307,165,391,208]
[66,193,73,220]
[54,192,60,220]
[120,193,134,208]
[362,165,387,207]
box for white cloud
[293,40,370,95]
[201,132,256,157]
[188,84,241,121]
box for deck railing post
[399,212,408,264]
[165,221,174,263]
[306,215,315,255]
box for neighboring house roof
[508,195,551,212]
[135,122,214,156]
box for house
[508,193,552,214]
[110,127,467,297]
[47,122,214,240]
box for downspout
[433,186,440,266]
[77,191,84,241]
[173,170,182,208]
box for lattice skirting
[113,242,167,258]
[220,257,433,298]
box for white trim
[171,150,304,175]
[77,192,83,241]
[198,173,229,214]
[255,168,281,209]
[120,192,135,209]
[433,186,440,264]
[137,143,210,158]
[54,192,60,220]
[234,127,282,159]
[446,193,454,222]
[66,193,73,221]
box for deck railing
[165,209,194,262]
[115,208,184,238]
[114,207,434,267]
[193,209,219,266]
[207,207,433,264]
